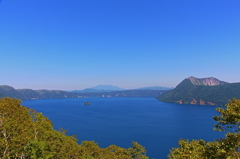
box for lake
[22,97,225,159]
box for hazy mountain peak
[186,76,228,86]
[90,85,125,90]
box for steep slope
[158,77,240,106]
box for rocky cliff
[187,76,228,86]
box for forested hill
[0,85,167,100]
[157,77,240,106]
[0,85,80,99]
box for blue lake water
[22,97,225,159]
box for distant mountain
[71,85,125,93]
[90,85,125,91]
[157,76,240,106]
[134,86,173,90]
[71,85,173,93]
[71,88,113,93]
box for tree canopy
[0,97,149,159]
[168,98,240,159]
[213,98,240,133]
[3,97,240,158]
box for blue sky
[0,0,239,90]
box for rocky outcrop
[187,76,228,86]
[191,99,197,104]
[178,100,183,104]
[177,99,217,105]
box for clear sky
[0,0,239,90]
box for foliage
[168,98,240,159]
[0,97,149,159]
[127,141,149,159]
[168,133,240,159]
[213,98,240,132]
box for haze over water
[23,97,225,158]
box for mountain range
[0,85,167,100]
[71,85,125,93]
[158,76,240,106]
[91,85,125,90]
[71,85,173,93]
[2,77,239,105]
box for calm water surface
[22,97,225,159]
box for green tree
[0,97,149,159]
[0,98,35,158]
[127,142,148,159]
[213,98,240,133]
[168,98,240,159]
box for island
[84,102,91,105]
